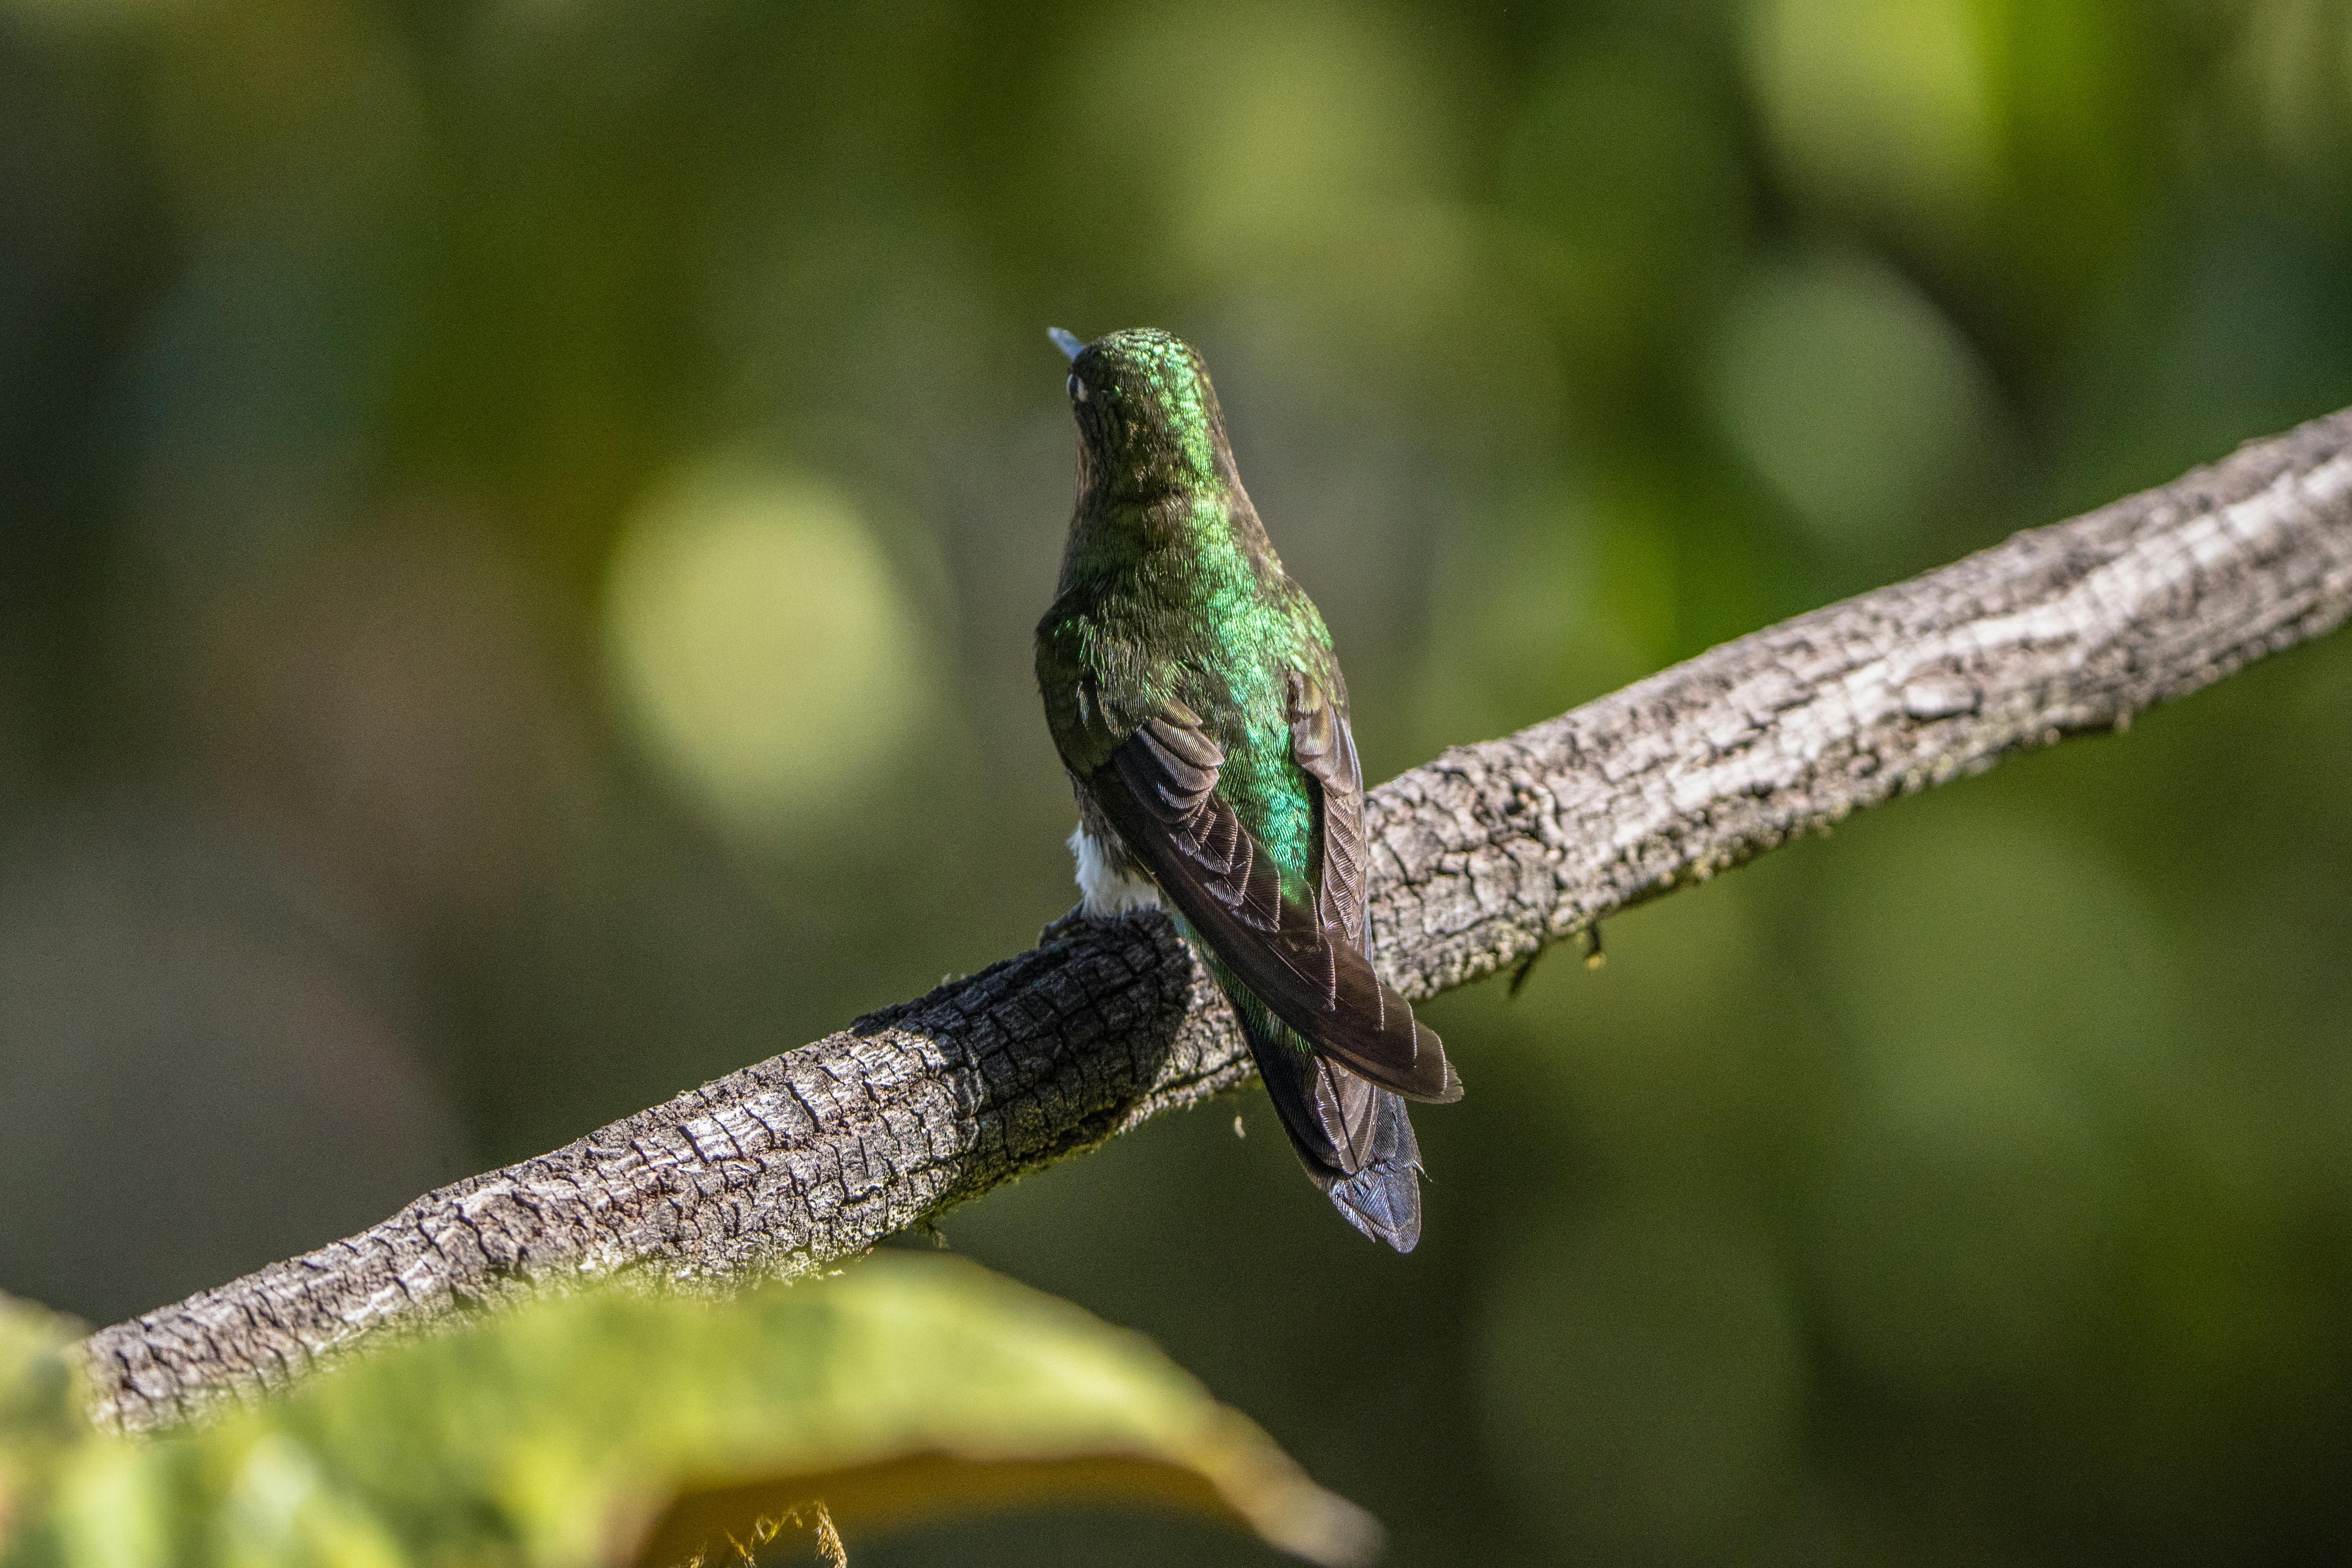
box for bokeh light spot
[1705,247,2004,556]
[1079,2,1445,268]
[1747,0,2001,241]
[605,462,932,839]
[1062,0,1487,349]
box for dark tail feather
[1321,1088,1423,1251]
[1241,990,1425,1252]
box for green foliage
[0,1257,1375,1568]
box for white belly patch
[1070,826,1161,916]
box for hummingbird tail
[1321,1090,1423,1252]
[1238,987,1425,1252]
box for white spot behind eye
[1069,374,1087,402]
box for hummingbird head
[1050,327,1230,502]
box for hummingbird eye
[1068,373,1087,403]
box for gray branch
[81,408,2352,1434]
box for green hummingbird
[1034,326,1462,1251]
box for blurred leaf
[0,1294,83,1561]
[0,1256,1379,1568]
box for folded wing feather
[1090,694,1459,1105]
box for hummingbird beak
[1048,327,1085,363]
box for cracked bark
[80,407,2352,1435]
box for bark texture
[82,408,2352,1434]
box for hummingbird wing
[1286,666,1368,944]
[1086,692,1461,1105]
[1260,663,1430,1248]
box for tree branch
[81,408,2352,1434]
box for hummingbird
[1034,326,1462,1251]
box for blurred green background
[6,0,2352,1562]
